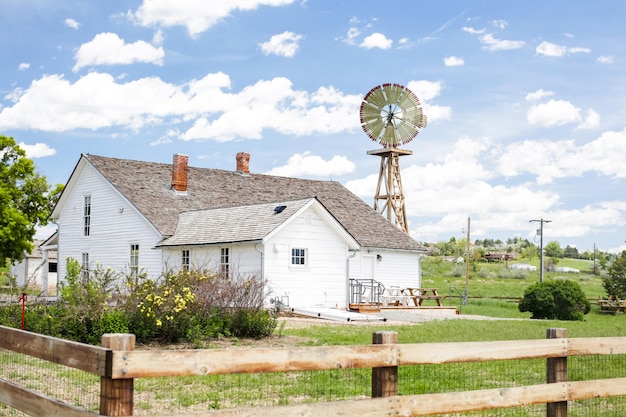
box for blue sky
[2,0,626,253]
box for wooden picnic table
[403,288,443,307]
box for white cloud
[0,73,448,142]
[598,55,614,64]
[347,136,560,241]
[64,18,80,29]
[18,142,56,158]
[479,33,525,51]
[462,26,484,35]
[18,63,30,71]
[182,81,362,141]
[341,27,360,45]
[526,99,581,127]
[359,32,393,50]
[498,128,626,183]
[536,41,591,57]
[525,89,554,101]
[130,0,295,37]
[349,133,626,242]
[264,152,356,177]
[576,108,600,130]
[73,32,165,72]
[491,20,507,29]
[406,80,452,122]
[444,56,464,67]
[259,31,303,58]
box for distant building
[484,252,515,262]
[9,235,58,295]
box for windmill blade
[381,122,400,147]
[363,119,385,142]
[382,83,403,105]
[362,86,388,109]
[360,102,383,123]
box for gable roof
[79,154,425,252]
[157,198,359,249]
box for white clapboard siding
[56,163,164,282]
[264,206,349,309]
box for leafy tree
[544,240,563,258]
[520,244,538,260]
[563,245,579,259]
[0,136,62,266]
[603,251,626,299]
[519,280,590,321]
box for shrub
[0,260,276,345]
[518,280,590,321]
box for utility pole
[465,217,470,305]
[530,218,552,283]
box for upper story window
[291,248,307,266]
[181,249,190,272]
[83,195,91,236]
[130,244,139,275]
[220,247,229,276]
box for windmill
[359,83,427,233]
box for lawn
[419,255,606,318]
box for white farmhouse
[49,153,425,309]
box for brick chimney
[171,154,188,192]
[236,152,250,174]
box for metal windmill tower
[359,83,427,233]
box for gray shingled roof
[83,154,425,251]
[158,199,312,247]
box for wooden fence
[1,325,626,417]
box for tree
[603,251,626,299]
[563,245,579,259]
[0,136,62,266]
[544,240,563,258]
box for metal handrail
[349,279,385,305]
[448,286,465,313]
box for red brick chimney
[236,152,250,174]
[171,154,188,192]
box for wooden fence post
[100,334,135,416]
[372,331,398,398]
[546,328,568,417]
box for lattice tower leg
[373,152,408,233]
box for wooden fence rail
[1,325,626,417]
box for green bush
[230,308,277,339]
[518,280,590,321]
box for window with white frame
[291,248,307,266]
[83,195,91,236]
[130,244,139,275]
[81,252,89,278]
[181,249,190,272]
[220,247,229,276]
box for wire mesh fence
[1,343,626,416]
[0,347,100,416]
